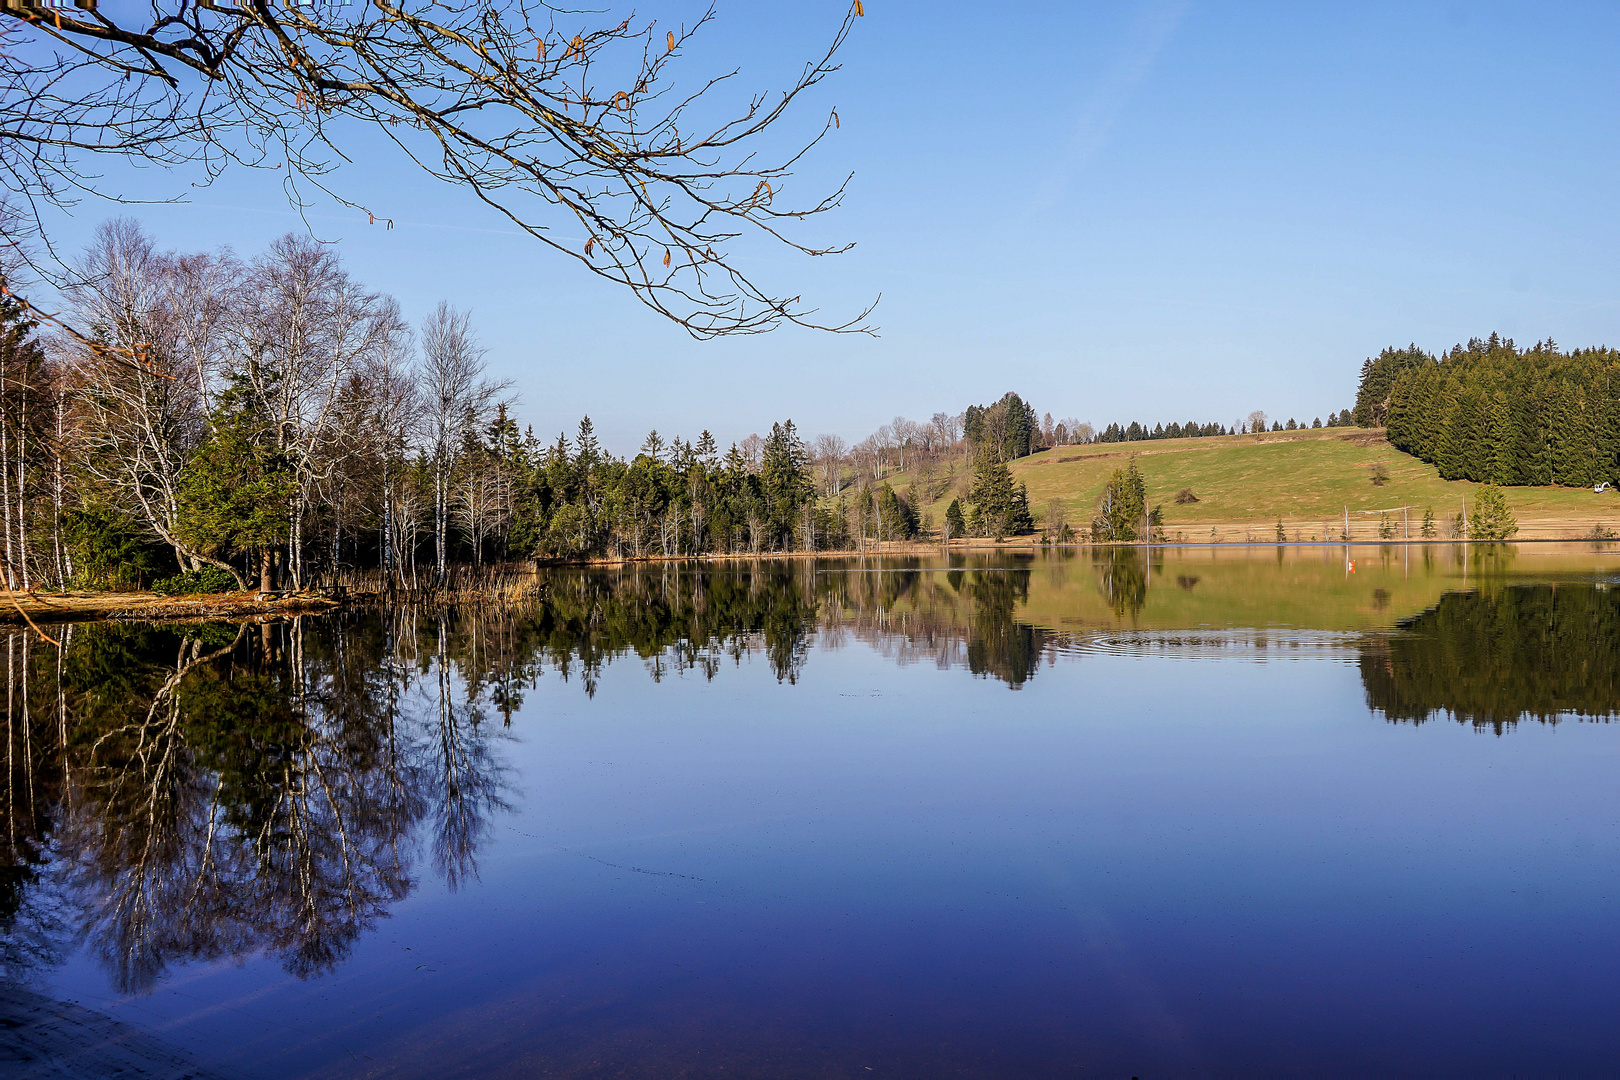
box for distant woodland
[1357,333,1620,488]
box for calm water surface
[4,544,1620,1076]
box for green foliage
[1354,345,1431,427]
[967,453,1033,537]
[1420,507,1436,538]
[62,503,165,589]
[964,391,1040,462]
[152,566,239,596]
[944,498,966,539]
[1373,334,1620,487]
[1468,485,1519,540]
[176,381,296,565]
[875,482,918,539]
[1089,461,1160,542]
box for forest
[1356,334,1620,487]
[0,224,1122,594]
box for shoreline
[0,590,345,625]
[5,534,1614,625]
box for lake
[4,543,1620,1076]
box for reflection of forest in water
[0,613,511,994]
[1361,583,1620,732]
[5,559,1617,994]
[0,563,1057,994]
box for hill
[894,428,1620,542]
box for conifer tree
[1468,486,1518,541]
[175,382,297,590]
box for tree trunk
[1,397,12,589]
[16,393,28,590]
[53,397,64,588]
[259,547,273,594]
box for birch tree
[420,303,502,584]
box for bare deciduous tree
[812,432,846,496]
[233,234,391,586]
[58,220,217,575]
[420,303,505,583]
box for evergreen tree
[944,498,965,540]
[175,381,297,590]
[1468,486,1518,540]
[1089,461,1158,542]
[760,420,813,548]
[966,452,1031,536]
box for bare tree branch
[0,1,876,337]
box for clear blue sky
[32,1,1620,454]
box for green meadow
[892,428,1620,539]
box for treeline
[1357,333,1620,487]
[1092,411,1356,443]
[0,221,885,593]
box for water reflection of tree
[0,615,509,992]
[1092,547,1161,622]
[1,561,1069,989]
[830,561,1048,689]
[1360,584,1620,733]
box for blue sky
[30,2,1620,454]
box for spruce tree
[175,382,297,590]
[1468,486,1518,540]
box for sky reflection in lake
[4,545,1620,1076]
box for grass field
[886,428,1620,542]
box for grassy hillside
[887,428,1620,542]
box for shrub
[152,566,239,596]
[1369,462,1390,486]
[1173,488,1199,504]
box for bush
[152,566,239,596]
[1173,488,1199,504]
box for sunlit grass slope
[892,429,1619,540]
